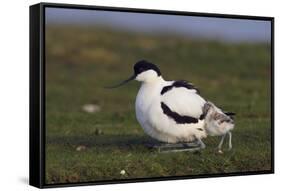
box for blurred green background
[45,9,272,184]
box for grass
[45,25,272,184]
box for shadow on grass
[46,134,158,149]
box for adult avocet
[108,60,235,152]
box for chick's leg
[218,134,226,152]
[228,132,232,150]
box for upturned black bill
[105,75,136,88]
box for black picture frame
[30,2,274,188]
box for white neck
[136,69,165,84]
[142,75,164,84]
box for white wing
[160,82,206,118]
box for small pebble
[82,104,101,113]
[76,145,87,151]
[218,150,223,154]
[120,170,126,175]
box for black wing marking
[161,86,173,95]
[161,102,199,124]
[161,80,200,95]
[224,112,236,116]
[224,112,236,120]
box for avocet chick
[203,102,235,153]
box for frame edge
[30,2,275,188]
[29,3,44,188]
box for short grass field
[45,26,272,184]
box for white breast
[135,82,163,138]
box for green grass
[45,25,272,184]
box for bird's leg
[228,132,232,151]
[218,134,226,153]
[196,138,206,149]
[153,142,201,153]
